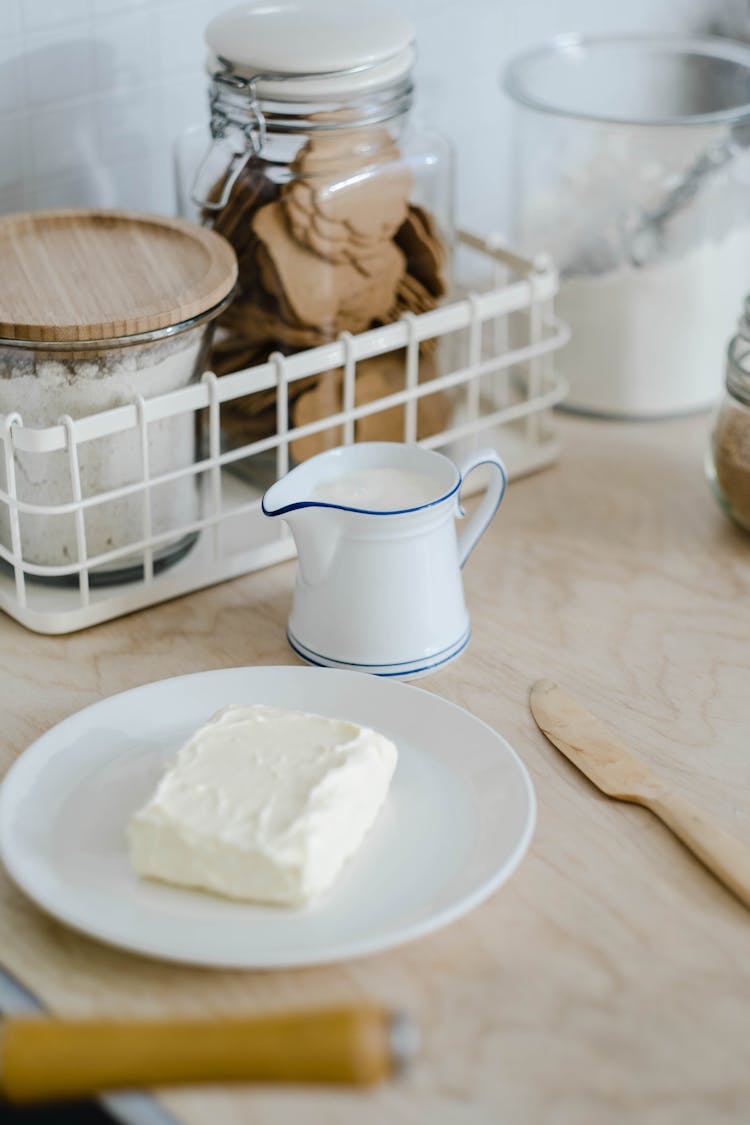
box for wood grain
[0,210,237,341]
[0,414,749,1125]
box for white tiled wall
[0,0,722,232]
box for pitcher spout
[262,478,341,587]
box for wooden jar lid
[0,209,238,343]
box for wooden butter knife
[530,679,750,909]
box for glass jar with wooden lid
[0,209,237,584]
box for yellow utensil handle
[1,1004,404,1103]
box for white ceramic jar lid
[205,0,416,100]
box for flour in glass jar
[0,331,202,573]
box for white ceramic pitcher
[262,442,506,678]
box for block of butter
[128,704,397,906]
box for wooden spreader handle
[0,1004,417,1104]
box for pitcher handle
[456,449,507,568]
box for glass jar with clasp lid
[706,296,750,532]
[175,0,454,481]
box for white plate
[0,667,535,969]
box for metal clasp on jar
[191,64,268,211]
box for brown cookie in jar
[284,128,413,248]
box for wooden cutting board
[0,414,749,1125]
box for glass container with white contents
[175,0,453,478]
[504,36,750,417]
[0,210,236,584]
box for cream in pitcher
[262,442,506,678]
[311,467,441,510]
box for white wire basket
[0,232,568,634]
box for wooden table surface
[1,414,748,1125]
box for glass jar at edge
[707,332,750,533]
